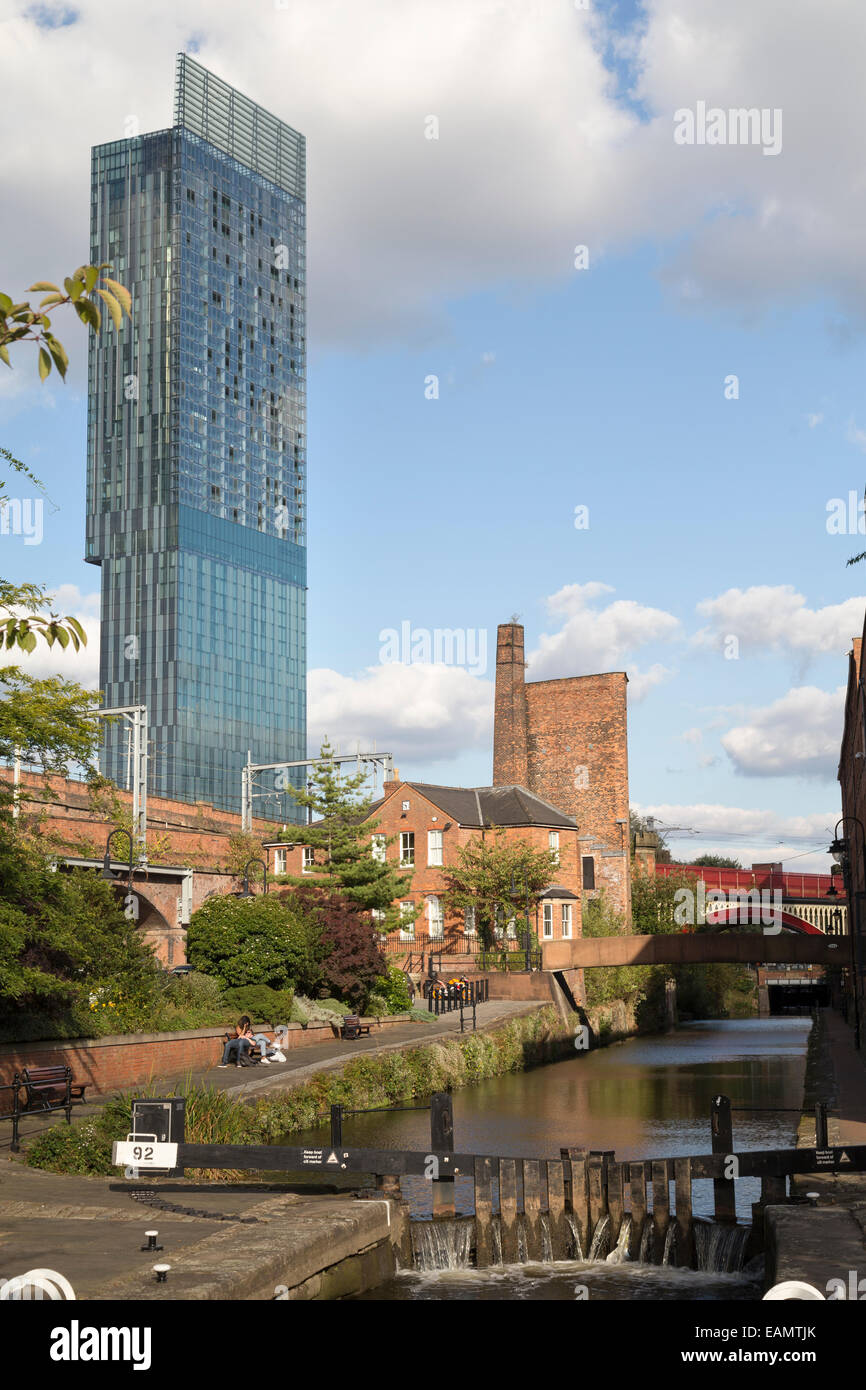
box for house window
[582,856,596,890]
[302,846,314,874]
[549,831,560,864]
[273,847,287,875]
[464,905,476,935]
[402,800,410,811]
[400,832,415,866]
[399,901,414,938]
[561,903,573,939]
[427,830,443,867]
[371,834,386,862]
[542,903,553,939]
[427,896,444,938]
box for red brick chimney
[493,621,528,786]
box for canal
[311,1016,810,1300]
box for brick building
[265,778,583,969]
[492,621,631,921]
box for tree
[283,884,388,1009]
[442,828,558,948]
[0,824,160,1019]
[0,264,131,381]
[278,740,415,931]
[0,264,130,653]
[630,863,697,934]
[186,893,324,993]
[689,854,743,870]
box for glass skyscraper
[86,54,307,820]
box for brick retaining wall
[0,1014,417,1109]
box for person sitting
[218,1016,256,1068]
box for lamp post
[102,827,134,896]
[240,857,268,897]
[830,817,865,1049]
[511,871,533,974]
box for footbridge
[562,909,844,969]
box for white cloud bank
[693,586,864,659]
[721,684,845,780]
[2,0,866,381]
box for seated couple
[218,1016,285,1068]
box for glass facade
[86,55,307,819]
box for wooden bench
[18,1066,87,1114]
[340,1016,371,1040]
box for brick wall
[493,621,631,921]
[0,1014,420,1109]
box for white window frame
[302,846,314,875]
[427,829,443,867]
[371,834,386,863]
[561,903,572,939]
[400,832,415,867]
[399,901,415,939]
[548,831,560,865]
[464,905,476,935]
[427,895,444,939]
[273,847,287,875]
[542,903,553,939]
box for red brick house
[264,779,583,969]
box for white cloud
[806,413,823,428]
[694,586,864,658]
[627,663,676,702]
[0,584,100,688]
[529,582,681,681]
[632,800,839,872]
[2,0,866,385]
[721,684,845,780]
[308,661,492,765]
[847,418,866,452]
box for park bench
[19,1065,87,1113]
[340,1016,371,1041]
[0,1066,88,1153]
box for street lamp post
[240,857,268,898]
[510,871,533,974]
[102,827,134,897]
[830,817,865,1049]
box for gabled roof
[395,782,577,829]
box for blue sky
[3,0,865,869]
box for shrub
[280,885,386,1008]
[369,966,413,1014]
[222,983,295,1023]
[187,893,324,992]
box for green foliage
[689,854,743,869]
[0,662,101,770]
[582,892,653,1009]
[442,826,558,947]
[222,983,295,1022]
[0,264,131,380]
[187,892,325,993]
[277,740,415,931]
[630,864,696,934]
[368,965,413,1015]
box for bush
[369,966,413,1014]
[222,984,295,1023]
[281,886,386,1009]
[187,894,324,992]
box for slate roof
[401,783,576,829]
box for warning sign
[815,1148,835,1167]
[302,1149,324,1166]
[839,1150,852,1164]
[326,1151,339,1164]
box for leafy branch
[0,264,131,381]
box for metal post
[815,1101,828,1150]
[64,1066,72,1127]
[459,1000,464,1032]
[11,1072,21,1153]
[430,1092,454,1217]
[330,1104,343,1146]
[711,1094,736,1223]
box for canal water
[317,1017,810,1300]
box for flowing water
[293,1017,809,1300]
